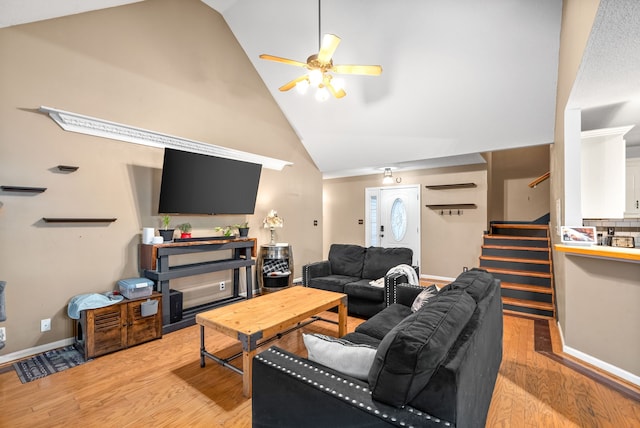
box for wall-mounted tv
[158,148,262,215]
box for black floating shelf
[43,218,117,223]
[1,186,47,193]
[425,204,477,209]
[425,183,477,190]
[57,165,79,172]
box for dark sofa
[302,244,417,318]
[252,269,503,428]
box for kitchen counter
[554,244,640,263]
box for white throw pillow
[410,284,439,312]
[303,333,377,381]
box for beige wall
[550,0,600,335]
[563,256,640,375]
[486,145,551,222]
[323,165,487,278]
[0,0,323,355]
[552,0,640,379]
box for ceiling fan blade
[317,34,341,64]
[332,64,383,76]
[279,75,308,92]
[259,54,307,68]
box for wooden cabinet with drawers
[75,294,162,359]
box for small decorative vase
[180,232,192,239]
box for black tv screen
[158,148,262,215]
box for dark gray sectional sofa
[302,244,417,318]
[252,269,503,428]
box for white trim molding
[0,337,74,365]
[558,321,639,387]
[563,345,640,387]
[39,106,293,171]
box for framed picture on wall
[560,226,596,245]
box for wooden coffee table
[195,286,348,397]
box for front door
[366,185,420,267]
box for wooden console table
[140,238,257,332]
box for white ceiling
[2,0,639,176]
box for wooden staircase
[480,222,555,319]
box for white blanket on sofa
[369,264,419,288]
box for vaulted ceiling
[2,0,639,177]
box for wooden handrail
[529,171,550,188]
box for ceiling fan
[259,2,382,100]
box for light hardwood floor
[0,312,638,427]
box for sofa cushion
[307,275,358,294]
[355,303,412,340]
[344,279,385,302]
[303,333,377,381]
[440,268,494,303]
[341,332,383,348]
[361,247,413,280]
[368,289,476,407]
[329,244,366,277]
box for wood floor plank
[1,311,638,427]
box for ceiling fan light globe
[315,87,330,102]
[309,69,324,86]
[296,79,310,94]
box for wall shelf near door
[1,186,47,193]
[425,183,477,190]
[425,204,477,210]
[57,165,79,172]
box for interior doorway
[365,185,421,267]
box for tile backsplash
[583,218,640,247]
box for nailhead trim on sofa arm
[253,347,454,428]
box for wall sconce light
[382,168,394,184]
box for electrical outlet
[0,327,6,342]
[219,281,226,291]
[41,318,51,332]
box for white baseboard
[558,322,639,387]
[420,274,455,283]
[0,337,74,365]
[563,345,640,387]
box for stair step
[503,308,555,320]
[482,246,550,261]
[480,257,551,274]
[483,236,550,249]
[484,234,549,241]
[484,267,551,279]
[482,244,550,251]
[501,282,553,294]
[490,224,549,238]
[503,297,555,311]
[491,223,550,230]
[480,255,550,266]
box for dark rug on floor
[13,345,90,383]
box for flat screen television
[158,148,262,215]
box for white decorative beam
[39,106,293,171]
